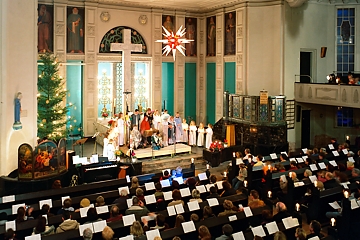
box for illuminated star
[156,25,193,61]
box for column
[175,12,186,116]
[198,17,206,123]
[215,12,224,121]
[84,4,97,135]
[152,10,163,111]
[236,7,247,94]
[0,0,38,175]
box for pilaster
[215,12,224,121]
[198,17,206,123]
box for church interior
[0,0,360,239]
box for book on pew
[296,157,304,163]
[309,164,318,171]
[146,229,161,240]
[25,234,41,240]
[351,199,359,209]
[160,179,171,188]
[343,149,348,154]
[6,220,16,231]
[328,144,334,150]
[329,160,337,167]
[329,201,341,210]
[251,225,266,237]
[182,221,196,233]
[123,214,136,226]
[163,191,173,201]
[79,223,93,236]
[302,148,308,154]
[167,206,176,216]
[232,231,245,240]
[39,199,53,209]
[318,162,326,169]
[228,215,237,222]
[243,207,253,217]
[93,220,107,233]
[173,177,184,184]
[207,198,219,207]
[196,185,206,193]
[175,204,185,214]
[294,181,305,187]
[118,186,130,195]
[348,157,355,162]
[282,217,299,229]
[126,175,131,183]
[126,198,133,208]
[309,175,317,183]
[145,194,156,204]
[2,195,15,203]
[270,153,277,160]
[145,182,156,191]
[216,181,224,189]
[180,188,191,197]
[198,172,208,181]
[205,184,215,192]
[187,201,200,211]
[332,151,339,157]
[308,237,320,240]
[340,182,350,189]
[12,203,25,214]
[266,221,279,235]
[96,205,109,214]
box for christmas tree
[37,53,72,141]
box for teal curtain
[66,61,83,136]
[206,63,216,124]
[161,62,175,115]
[224,62,236,94]
[185,63,197,122]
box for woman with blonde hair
[130,221,146,240]
[295,227,307,240]
[131,176,139,189]
[273,231,286,240]
[101,226,114,240]
[189,189,203,203]
[198,225,211,240]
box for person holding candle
[272,202,291,223]
[205,123,213,149]
[247,190,265,209]
[306,220,324,239]
[189,120,197,147]
[232,163,247,191]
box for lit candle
[206,164,209,170]
[224,172,227,177]
[344,191,349,198]
[346,136,350,140]
[244,180,248,187]
[233,152,236,158]
[314,180,318,187]
[331,218,336,226]
[296,203,300,211]
[268,191,272,198]
[191,158,194,163]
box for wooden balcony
[294,83,360,108]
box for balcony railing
[294,83,360,108]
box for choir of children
[103,109,216,156]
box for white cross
[110,29,143,113]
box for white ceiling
[99,0,241,12]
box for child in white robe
[197,123,205,147]
[189,121,197,146]
[205,123,213,149]
[103,133,109,157]
[182,119,189,144]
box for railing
[294,83,360,108]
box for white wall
[284,2,335,149]
[247,5,283,96]
[0,0,38,175]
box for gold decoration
[46,99,49,104]
[42,119,46,123]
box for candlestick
[331,218,336,226]
[191,158,194,163]
[244,180,248,187]
[206,164,209,170]
[296,203,300,211]
[268,191,272,198]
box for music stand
[92,132,100,155]
[73,138,88,157]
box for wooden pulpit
[226,124,235,146]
